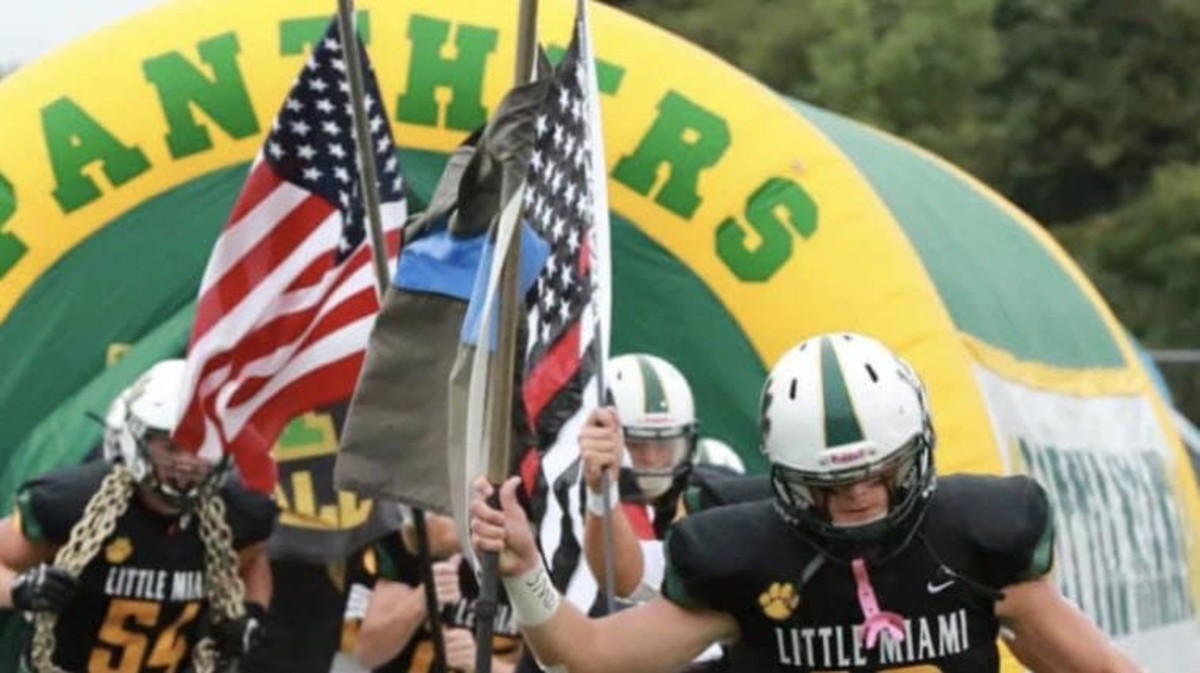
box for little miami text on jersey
[773,608,971,669]
[103,566,206,603]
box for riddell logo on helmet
[825,447,870,465]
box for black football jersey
[663,474,1054,673]
[238,559,344,673]
[15,460,277,673]
[342,534,521,673]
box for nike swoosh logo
[927,579,955,594]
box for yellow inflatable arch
[0,0,1197,669]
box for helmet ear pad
[759,333,937,557]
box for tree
[791,0,1005,183]
[987,0,1200,224]
[1055,162,1200,417]
[1056,163,1200,346]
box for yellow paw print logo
[105,536,133,564]
[758,581,800,621]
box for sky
[1,0,164,67]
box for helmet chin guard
[138,445,231,514]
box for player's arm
[1,475,67,607]
[0,478,77,615]
[987,476,1141,672]
[222,474,280,612]
[356,533,449,669]
[490,658,516,673]
[523,595,733,673]
[583,496,645,598]
[0,514,55,609]
[237,542,271,610]
[355,578,427,669]
[581,407,645,598]
[998,577,1142,672]
[488,644,521,673]
[472,476,737,673]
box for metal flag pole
[573,0,618,615]
[476,2,539,672]
[335,2,446,672]
[598,405,617,613]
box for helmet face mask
[770,434,934,546]
[137,431,227,512]
[760,333,937,558]
[608,354,698,500]
[625,433,694,499]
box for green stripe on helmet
[636,355,669,414]
[821,337,865,447]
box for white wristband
[502,563,561,627]
[586,479,620,517]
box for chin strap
[851,557,906,650]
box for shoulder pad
[681,470,770,516]
[925,474,1055,587]
[374,532,419,583]
[15,461,110,544]
[664,500,784,612]
[219,478,280,549]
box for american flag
[174,20,405,493]
[519,5,611,607]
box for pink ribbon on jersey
[851,557,906,649]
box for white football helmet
[760,333,935,554]
[103,359,226,510]
[608,353,698,499]
[693,437,746,475]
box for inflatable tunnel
[0,0,1196,668]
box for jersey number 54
[88,599,201,673]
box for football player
[343,513,522,673]
[0,359,278,672]
[472,333,1142,673]
[581,354,759,605]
